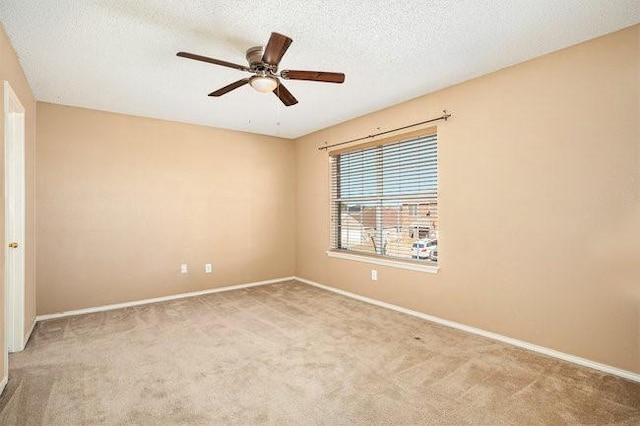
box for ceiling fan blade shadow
[177,52,250,72]
[280,70,345,83]
[209,79,250,97]
[262,33,293,67]
[273,82,298,106]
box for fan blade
[262,32,293,66]
[177,52,250,72]
[281,70,345,83]
[273,82,298,106]
[208,79,250,97]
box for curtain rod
[318,110,451,151]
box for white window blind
[330,133,438,263]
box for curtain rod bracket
[319,110,451,151]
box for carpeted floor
[0,280,638,425]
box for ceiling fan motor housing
[246,46,268,71]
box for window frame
[326,127,440,274]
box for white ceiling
[1,1,638,139]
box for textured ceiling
[1,1,638,138]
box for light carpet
[0,280,638,425]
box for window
[330,132,438,266]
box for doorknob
[8,242,18,249]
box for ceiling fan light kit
[249,75,278,93]
[177,32,345,106]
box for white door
[3,80,26,370]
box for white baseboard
[23,319,36,349]
[0,375,7,397]
[36,276,295,322]
[294,276,640,383]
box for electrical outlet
[371,269,378,281]
[180,264,188,274]
[205,263,212,273]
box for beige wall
[36,103,295,314]
[0,25,37,379]
[295,25,640,373]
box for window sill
[325,250,439,274]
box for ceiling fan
[177,32,345,106]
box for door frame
[3,80,26,382]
